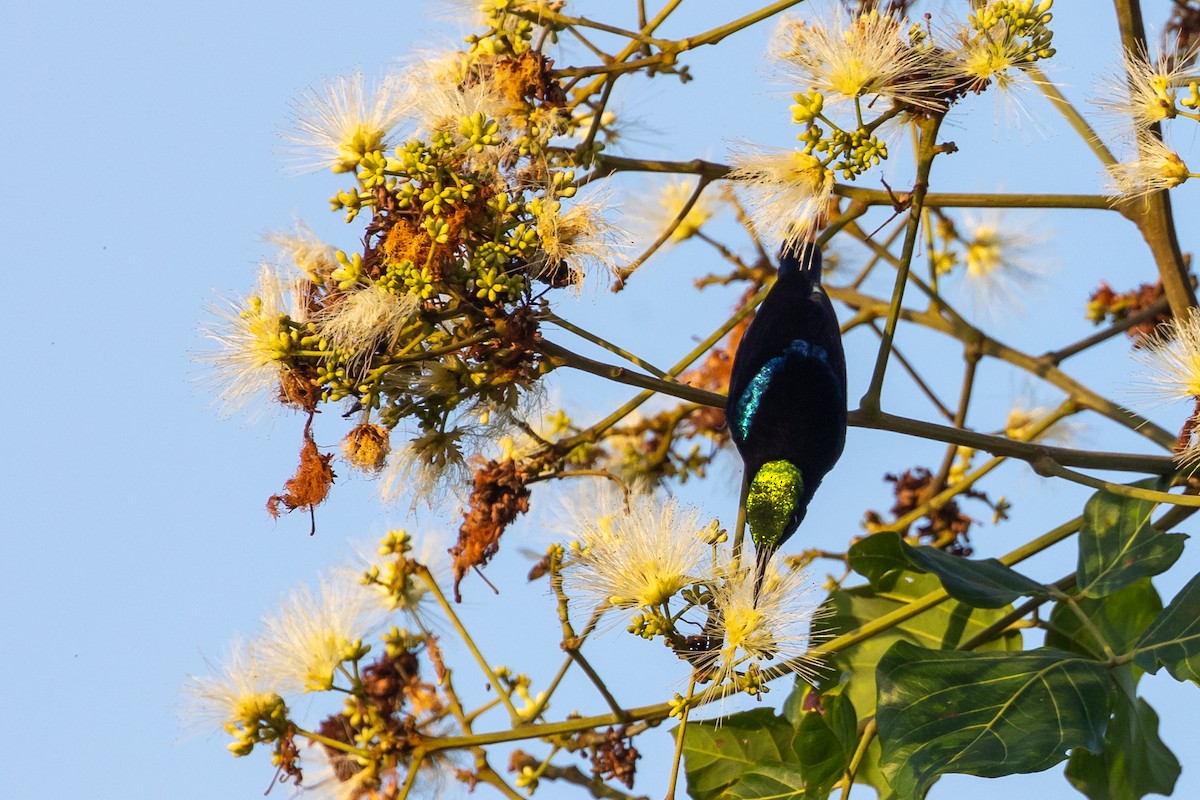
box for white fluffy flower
[1094,45,1196,130]
[947,1,1053,97]
[282,71,409,173]
[728,147,835,247]
[1134,310,1200,402]
[1132,309,1200,468]
[698,557,820,691]
[379,427,473,509]
[564,487,709,611]
[530,195,621,286]
[266,223,339,282]
[772,7,949,110]
[183,641,284,734]
[359,530,446,618]
[300,737,382,800]
[201,264,307,413]
[955,210,1046,315]
[314,283,420,372]
[638,178,717,244]
[1003,401,1084,447]
[1132,310,1200,415]
[399,52,508,137]
[256,574,383,693]
[1108,131,1192,199]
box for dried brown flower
[362,650,421,715]
[278,365,320,410]
[489,51,567,107]
[863,467,979,554]
[1086,279,1174,347]
[449,458,532,600]
[342,422,391,472]
[276,727,303,785]
[588,726,640,790]
[267,421,336,531]
[1165,1,1200,70]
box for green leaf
[791,689,858,798]
[811,573,1020,798]
[686,686,857,800]
[679,708,796,800]
[780,677,809,727]
[1133,570,1200,681]
[848,531,909,590]
[849,532,1050,608]
[902,541,1051,608]
[876,641,1116,800]
[725,763,806,799]
[781,682,897,799]
[1065,696,1180,800]
[1045,578,1162,662]
[813,572,1021,715]
[1077,482,1185,598]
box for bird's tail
[777,241,822,281]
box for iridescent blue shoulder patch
[731,339,831,441]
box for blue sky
[5,1,1200,798]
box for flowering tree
[189,1,1200,798]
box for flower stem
[296,727,370,758]
[415,565,524,724]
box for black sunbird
[726,241,847,596]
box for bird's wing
[728,337,845,459]
[728,282,847,456]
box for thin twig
[861,113,945,413]
[666,676,697,800]
[867,320,955,421]
[839,718,877,800]
[1031,456,1200,506]
[1043,296,1170,364]
[416,566,524,724]
[614,176,713,287]
[544,312,669,376]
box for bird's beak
[753,544,775,606]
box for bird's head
[777,241,821,279]
[745,459,805,556]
